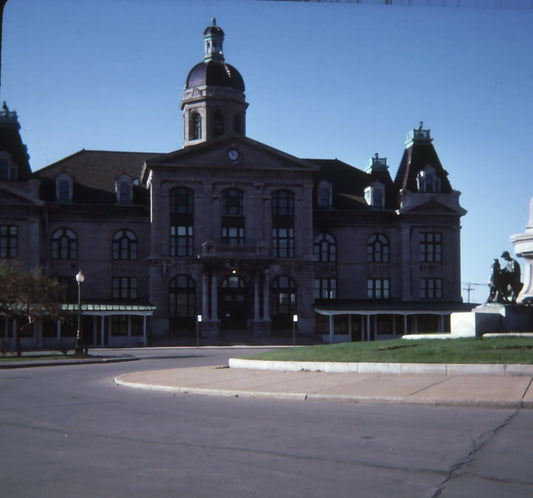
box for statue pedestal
[451,304,533,338]
[511,197,533,303]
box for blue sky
[2,0,532,304]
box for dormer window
[115,174,133,203]
[364,181,385,209]
[417,165,441,193]
[55,172,73,202]
[317,180,332,207]
[0,152,16,181]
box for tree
[0,260,65,357]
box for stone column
[211,273,218,321]
[263,270,271,321]
[202,272,209,319]
[254,271,260,321]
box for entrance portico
[197,255,274,337]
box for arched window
[170,187,194,216]
[271,275,297,328]
[169,275,196,327]
[367,233,389,263]
[213,110,224,137]
[272,190,295,258]
[189,112,202,140]
[222,188,245,245]
[51,228,78,260]
[112,229,137,260]
[314,234,336,262]
[223,188,244,216]
[233,113,241,134]
[170,187,194,257]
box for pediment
[407,200,458,213]
[396,191,467,216]
[142,136,317,182]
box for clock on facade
[226,148,240,161]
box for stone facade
[0,21,469,346]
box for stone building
[0,20,468,347]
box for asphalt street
[1,347,533,497]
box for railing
[198,241,269,258]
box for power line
[462,282,487,303]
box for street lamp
[292,314,298,346]
[75,270,85,354]
[196,314,202,348]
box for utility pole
[462,283,486,304]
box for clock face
[227,148,240,161]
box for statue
[487,259,501,303]
[487,251,523,304]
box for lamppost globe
[75,270,85,354]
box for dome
[204,24,224,37]
[185,61,245,93]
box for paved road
[1,347,533,497]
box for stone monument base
[451,303,533,338]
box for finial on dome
[203,18,225,62]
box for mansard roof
[35,149,159,204]
[394,126,452,193]
[309,159,369,209]
[0,104,31,180]
[310,158,397,210]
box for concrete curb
[0,356,138,369]
[228,358,533,376]
[113,374,533,409]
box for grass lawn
[243,337,533,364]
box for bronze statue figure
[487,251,523,304]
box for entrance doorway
[218,275,248,330]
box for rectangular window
[170,225,193,257]
[221,226,245,245]
[112,277,138,300]
[420,278,443,299]
[314,278,337,299]
[419,232,442,263]
[272,227,294,258]
[367,278,390,299]
[0,225,18,258]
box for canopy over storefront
[315,301,475,343]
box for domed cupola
[181,19,248,147]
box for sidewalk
[114,362,533,409]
